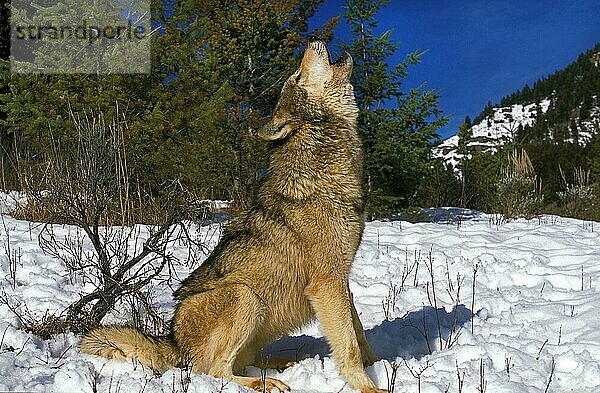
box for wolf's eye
[295,73,302,84]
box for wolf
[81,39,386,393]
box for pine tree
[456,117,473,206]
[587,123,600,184]
[0,0,8,61]
[570,118,580,145]
[340,0,448,217]
[153,0,336,208]
[1,0,335,204]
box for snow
[433,100,551,169]
[434,95,600,172]
[1,203,600,392]
[199,199,231,210]
[0,191,28,214]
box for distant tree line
[431,44,600,220]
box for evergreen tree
[2,0,159,191]
[0,0,7,60]
[418,159,460,208]
[466,115,473,128]
[464,150,503,212]
[456,117,473,206]
[0,0,335,205]
[570,118,580,145]
[525,141,587,205]
[456,116,473,157]
[0,1,10,187]
[474,101,493,124]
[580,94,592,120]
[586,123,600,183]
[340,0,448,217]
[184,0,336,208]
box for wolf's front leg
[305,278,387,393]
[350,290,378,366]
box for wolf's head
[259,40,358,141]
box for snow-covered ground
[0,191,28,214]
[1,205,600,392]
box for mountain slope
[434,43,600,168]
[434,99,551,168]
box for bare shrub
[382,282,401,321]
[1,214,22,289]
[543,357,556,393]
[10,108,208,334]
[444,262,464,349]
[496,149,543,219]
[471,261,479,335]
[403,358,432,393]
[424,248,443,350]
[477,358,487,393]
[384,361,401,393]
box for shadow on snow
[418,208,483,224]
[264,304,472,363]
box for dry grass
[496,149,544,219]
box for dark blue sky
[309,1,600,139]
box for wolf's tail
[80,326,181,372]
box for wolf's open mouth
[308,39,349,68]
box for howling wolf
[81,39,386,393]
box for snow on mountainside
[433,99,550,169]
[592,52,600,67]
[433,97,600,170]
[435,46,600,170]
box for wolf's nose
[309,35,319,43]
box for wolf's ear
[298,40,332,92]
[332,52,353,83]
